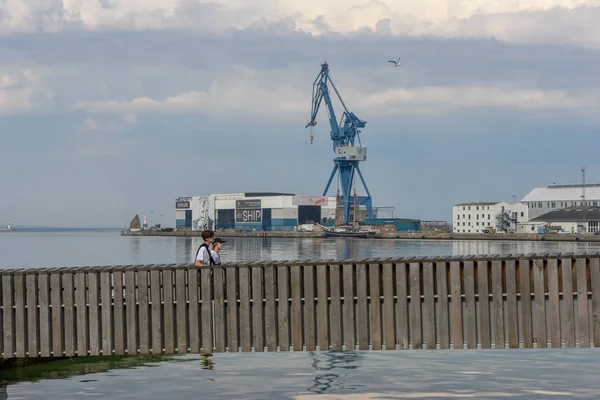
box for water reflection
[307,351,366,394]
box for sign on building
[176,201,190,209]
[236,199,261,209]
[236,209,263,223]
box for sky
[1,0,600,228]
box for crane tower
[305,62,373,225]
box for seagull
[388,57,402,67]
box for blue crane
[305,62,373,226]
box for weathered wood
[369,263,382,350]
[492,260,505,348]
[396,262,409,349]
[505,260,518,349]
[329,265,342,351]
[548,259,561,348]
[304,265,316,351]
[519,259,533,348]
[436,261,449,349]
[450,261,462,350]
[576,258,590,347]
[382,263,395,350]
[356,264,369,350]
[477,261,491,349]
[533,259,547,348]
[561,258,575,348]
[4,253,600,359]
[409,262,422,349]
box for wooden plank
[14,274,26,358]
[187,268,200,353]
[100,270,113,356]
[88,271,100,356]
[73,272,86,357]
[26,273,38,357]
[343,264,356,350]
[382,263,395,350]
[492,260,505,349]
[150,269,163,355]
[590,257,600,347]
[505,260,518,349]
[463,261,476,349]
[519,259,533,349]
[317,265,329,351]
[113,270,125,355]
[533,259,547,348]
[291,265,303,351]
[576,258,590,348]
[125,270,137,355]
[477,261,491,349]
[561,258,575,348]
[422,262,435,350]
[226,267,239,352]
[356,264,369,350]
[175,269,188,353]
[2,274,14,358]
[239,267,251,352]
[137,270,150,355]
[329,265,342,351]
[264,267,277,352]
[409,262,422,349]
[450,261,463,350]
[62,272,75,357]
[50,272,63,357]
[547,258,561,348]
[436,261,449,350]
[369,263,382,351]
[304,265,316,351]
[396,262,409,349]
[163,268,175,354]
[201,267,214,353]
[277,266,289,351]
[214,268,227,352]
[252,266,264,352]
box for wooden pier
[2,252,600,360]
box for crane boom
[306,62,373,226]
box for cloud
[0,68,51,115]
[76,114,138,158]
[2,1,600,47]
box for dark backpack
[195,242,215,266]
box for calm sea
[3,229,600,399]
[1,228,600,270]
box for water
[3,229,600,398]
[3,350,600,399]
[1,228,600,270]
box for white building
[175,192,338,232]
[521,183,600,220]
[518,205,600,234]
[452,202,529,233]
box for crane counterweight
[305,62,373,225]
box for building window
[458,215,460,220]
[488,214,490,219]
[477,214,479,220]
[520,212,524,217]
[468,215,471,220]
[476,206,479,210]
[463,206,465,210]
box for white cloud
[0,68,51,116]
[2,1,600,47]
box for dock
[2,252,600,360]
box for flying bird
[388,57,402,67]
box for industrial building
[452,202,528,233]
[175,193,338,232]
[518,205,600,234]
[521,183,600,220]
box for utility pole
[582,167,587,233]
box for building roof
[521,184,600,202]
[244,192,295,197]
[530,205,600,222]
[454,202,499,206]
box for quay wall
[2,252,600,360]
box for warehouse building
[521,183,600,220]
[175,192,338,232]
[518,205,600,234]
[452,201,528,233]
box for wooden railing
[2,252,600,359]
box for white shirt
[195,245,211,265]
[210,250,221,265]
